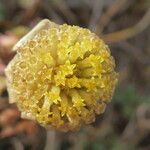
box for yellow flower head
[5,20,118,131]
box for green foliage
[0,3,5,21]
[113,85,150,117]
[83,134,135,150]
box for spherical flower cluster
[5,20,118,131]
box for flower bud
[5,19,118,131]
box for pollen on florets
[5,21,118,131]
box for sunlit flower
[5,20,118,131]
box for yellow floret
[5,20,118,131]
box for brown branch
[88,0,104,32]
[96,0,133,34]
[20,0,43,24]
[121,104,150,145]
[117,41,150,64]
[51,0,78,24]
[102,8,150,43]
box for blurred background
[0,0,150,150]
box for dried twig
[45,130,56,150]
[96,0,133,34]
[117,41,150,65]
[20,0,42,24]
[121,104,150,145]
[88,0,104,32]
[11,138,24,150]
[42,2,64,24]
[136,104,150,130]
[51,0,78,24]
[102,8,150,43]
